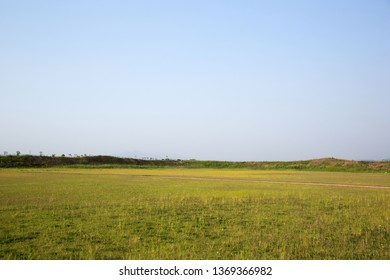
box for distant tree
[3,151,7,156]
[39,151,43,156]
[68,154,72,157]
[61,154,65,157]
[16,151,21,156]
[52,154,56,157]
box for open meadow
[0,168,389,259]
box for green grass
[0,168,389,259]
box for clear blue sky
[1,0,389,161]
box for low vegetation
[1,155,390,172]
[0,168,389,259]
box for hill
[0,155,389,172]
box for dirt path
[135,174,390,189]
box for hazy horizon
[2,151,389,162]
[1,1,389,161]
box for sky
[1,0,389,161]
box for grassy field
[0,168,389,259]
